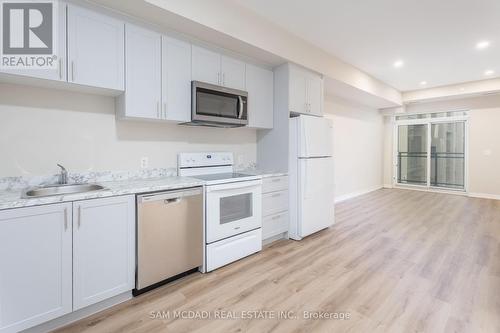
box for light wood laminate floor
[55,189,500,333]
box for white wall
[324,96,384,201]
[0,83,257,177]
[383,94,500,198]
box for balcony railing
[397,152,465,189]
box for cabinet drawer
[263,212,288,240]
[262,176,288,193]
[262,190,288,217]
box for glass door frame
[393,114,469,192]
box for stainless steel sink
[22,184,107,199]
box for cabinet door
[307,74,323,116]
[73,196,135,310]
[289,66,307,114]
[246,64,273,129]
[67,5,124,90]
[122,24,162,120]
[162,36,191,122]
[192,45,220,85]
[0,1,67,82]
[221,56,246,90]
[0,203,72,333]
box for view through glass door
[396,114,467,191]
[397,124,427,186]
[430,122,465,189]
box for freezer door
[298,157,335,238]
[298,115,333,158]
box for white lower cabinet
[263,211,289,239]
[0,195,135,332]
[262,176,289,240]
[0,203,73,333]
[73,196,135,310]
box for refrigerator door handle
[302,118,308,157]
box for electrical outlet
[140,157,149,169]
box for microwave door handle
[238,96,243,119]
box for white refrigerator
[289,115,335,240]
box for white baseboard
[468,192,500,200]
[335,186,382,203]
[383,184,393,189]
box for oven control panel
[178,152,234,168]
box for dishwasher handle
[164,198,181,205]
[137,187,202,204]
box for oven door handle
[237,96,244,119]
[206,180,262,193]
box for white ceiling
[231,0,500,92]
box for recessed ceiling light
[484,70,495,76]
[476,40,491,50]
[393,60,404,68]
[420,81,427,86]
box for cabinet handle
[163,103,167,119]
[217,72,220,85]
[64,207,68,230]
[222,72,225,86]
[272,178,281,183]
[156,101,160,119]
[272,215,281,220]
[78,206,82,229]
[71,61,75,82]
[272,193,281,198]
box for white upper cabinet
[67,5,124,90]
[221,56,246,90]
[192,45,220,85]
[162,35,192,122]
[289,66,308,114]
[0,203,72,333]
[288,64,323,116]
[246,64,273,129]
[118,25,191,122]
[306,72,323,116]
[192,45,246,90]
[118,24,162,120]
[0,1,67,82]
[73,196,135,310]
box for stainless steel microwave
[187,81,248,128]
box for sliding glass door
[396,115,467,191]
[397,124,428,186]
[430,122,465,189]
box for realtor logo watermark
[1,0,58,69]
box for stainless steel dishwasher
[134,187,203,295]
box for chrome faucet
[57,164,68,185]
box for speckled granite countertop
[0,176,205,211]
[0,168,288,210]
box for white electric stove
[178,152,263,272]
